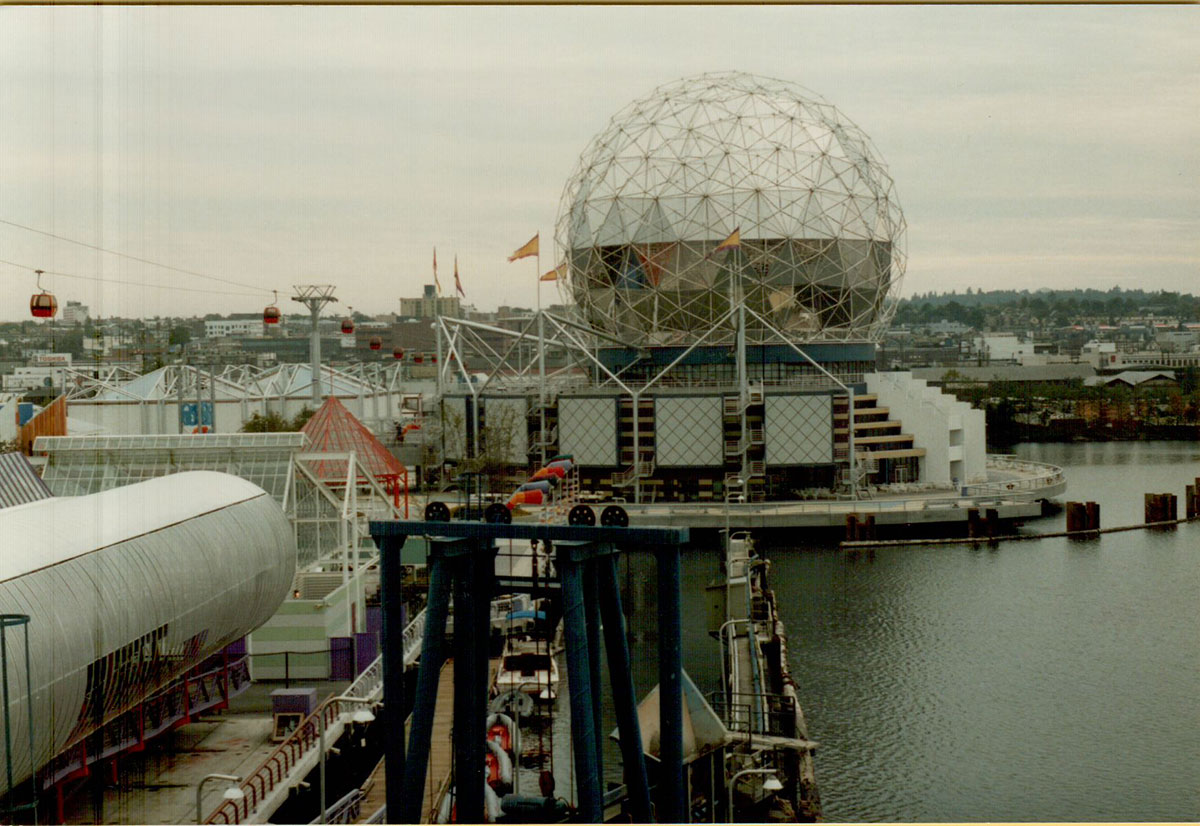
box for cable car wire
[0,257,271,298]
[0,217,280,294]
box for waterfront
[612,441,1200,821]
[772,440,1200,821]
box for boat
[492,637,559,702]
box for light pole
[196,773,243,824]
[316,695,378,824]
[724,477,744,554]
[726,767,783,822]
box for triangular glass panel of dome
[631,199,676,245]
[594,200,631,247]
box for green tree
[169,326,191,346]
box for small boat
[493,637,559,702]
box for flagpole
[537,238,546,467]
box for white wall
[866,372,988,486]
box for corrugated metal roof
[0,451,53,509]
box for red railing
[206,699,340,824]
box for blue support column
[598,554,653,823]
[657,545,685,823]
[451,540,491,824]
[582,559,605,788]
[557,543,604,822]
[380,536,410,822]
[398,550,452,823]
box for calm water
[618,441,1200,821]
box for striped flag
[508,233,539,262]
[540,261,566,282]
[454,255,465,297]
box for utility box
[270,687,317,742]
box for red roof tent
[300,396,408,516]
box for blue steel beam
[556,544,604,822]
[397,548,454,823]
[370,520,688,548]
[598,555,653,823]
[656,546,685,822]
[378,536,408,822]
[582,560,605,788]
[451,541,493,824]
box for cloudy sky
[0,6,1196,321]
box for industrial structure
[429,72,990,506]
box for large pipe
[657,545,685,822]
[0,472,296,795]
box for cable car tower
[291,285,338,406]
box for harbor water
[617,441,1199,821]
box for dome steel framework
[555,71,906,346]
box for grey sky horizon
[1,6,1196,322]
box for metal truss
[554,71,906,347]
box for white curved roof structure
[0,472,296,795]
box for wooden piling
[864,514,876,542]
[1186,485,1196,520]
[1166,493,1178,522]
[1085,501,1100,533]
[966,507,980,539]
[1145,493,1160,524]
[1065,502,1085,533]
[985,508,999,541]
[845,513,858,542]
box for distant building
[399,285,462,319]
[205,318,265,338]
[62,301,89,325]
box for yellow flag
[713,227,741,254]
[508,233,539,262]
[540,261,565,282]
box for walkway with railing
[204,608,425,825]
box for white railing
[963,455,1067,499]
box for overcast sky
[0,6,1196,322]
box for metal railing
[205,609,424,825]
[964,455,1067,499]
[708,691,798,739]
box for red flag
[454,255,465,297]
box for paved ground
[59,679,351,825]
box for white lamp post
[196,773,243,824]
[726,767,783,822]
[317,695,378,824]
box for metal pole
[656,544,685,822]
[1,619,13,800]
[597,555,652,823]
[310,304,322,407]
[451,545,486,824]
[318,709,327,824]
[582,560,604,787]
[398,553,452,823]
[196,774,241,824]
[557,545,603,822]
[379,537,409,822]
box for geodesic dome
[555,71,905,346]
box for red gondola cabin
[369,336,383,351]
[30,292,57,319]
[341,317,355,335]
[393,347,405,360]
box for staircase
[833,394,925,486]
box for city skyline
[1,6,1196,322]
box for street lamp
[317,695,379,824]
[726,767,783,822]
[196,773,243,824]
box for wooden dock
[356,658,457,824]
[356,657,502,824]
